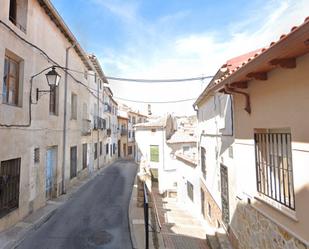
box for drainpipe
[96,73,100,169]
[61,43,76,194]
[224,85,251,114]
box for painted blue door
[46,148,56,199]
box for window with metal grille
[0,158,21,218]
[254,129,295,210]
[150,145,159,162]
[94,143,98,160]
[201,147,206,178]
[34,148,40,163]
[187,181,194,202]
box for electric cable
[113,96,197,104]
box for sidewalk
[152,185,211,249]
[129,177,161,249]
[129,180,212,249]
[0,162,114,249]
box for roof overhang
[37,0,93,70]
[194,17,309,107]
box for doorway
[46,146,57,200]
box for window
[208,203,212,218]
[150,145,159,162]
[9,0,28,32]
[0,158,20,218]
[106,144,109,154]
[132,116,136,124]
[100,142,102,156]
[71,93,77,120]
[82,143,87,169]
[201,147,206,178]
[132,131,135,138]
[49,86,58,115]
[113,143,116,154]
[254,129,295,210]
[34,148,40,163]
[128,146,132,155]
[128,131,131,138]
[110,144,112,156]
[3,54,21,106]
[183,146,190,154]
[187,181,194,202]
[84,70,88,80]
[94,143,98,160]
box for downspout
[96,73,100,169]
[62,43,76,194]
[224,85,251,114]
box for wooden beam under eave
[229,81,248,89]
[269,58,296,68]
[247,72,268,81]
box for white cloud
[96,0,309,116]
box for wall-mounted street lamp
[36,67,61,101]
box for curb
[128,176,139,249]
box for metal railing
[143,182,149,249]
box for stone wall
[201,181,222,228]
[232,202,308,249]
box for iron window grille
[0,158,21,218]
[254,131,295,210]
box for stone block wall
[201,181,222,228]
[232,202,308,249]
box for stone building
[194,17,309,249]
[0,0,113,231]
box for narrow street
[16,160,137,249]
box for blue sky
[51,0,309,115]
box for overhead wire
[113,96,197,104]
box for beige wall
[0,0,110,231]
[232,52,309,244]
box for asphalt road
[17,160,137,249]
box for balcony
[82,119,91,135]
[94,116,106,130]
[107,128,112,136]
[121,129,128,136]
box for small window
[183,146,190,154]
[208,203,212,218]
[132,131,135,138]
[3,54,22,106]
[71,93,77,120]
[100,141,102,155]
[187,181,194,202]
[94,143,98,159]
[113,143,116,154]
[150,145,159,162]
[106,144,109,154]
[34,148,40,163]
[49,86,58,115]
